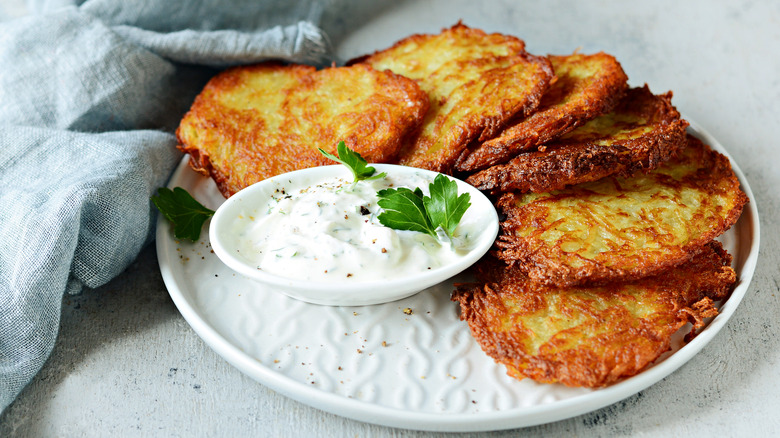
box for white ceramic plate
[156,125,759,432]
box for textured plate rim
[156,122,759,432]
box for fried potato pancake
[466,86,688,194]
[455,52,628,172]
[495,134,748,287]
[356,23,554,174]
[176,62,429,197]
[452,241,736,387]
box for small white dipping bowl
[209,164,498,306]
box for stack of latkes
[176,23,748,387]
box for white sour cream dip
[224,172,480,282]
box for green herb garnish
[423,173,473,239]
[377,173,471,241]
[375,187,433,235]
[318,141,387,184]
[151,187,215,241]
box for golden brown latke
[466,85,688,194]
[452,241,736,387]
[494,134,748,287]
[176,62,428,197]
[455,52,628,172]
[356,22,554,174]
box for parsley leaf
[423,174,472,239]
[376,187,436,237]
[319,141,387,183]
[377,174,472,241]
[151,187,214,241]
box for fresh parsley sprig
[377,174,471,241]
[318,141,386,184]
[151,187,215,241]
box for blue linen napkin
[0,0,332,412]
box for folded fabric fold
[112,21,331,67]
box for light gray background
[2,0,778,436]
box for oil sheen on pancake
[452,241,736,387]
[494,135,748,287]
[356,23,554,174]
[455,52,628,172]
[176,62,429,197]
[466,86,688,194]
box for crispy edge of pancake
[349,22,528,75]
[176,62,429,197]
[493,134,748,287]
[465,85,688,194]
[356,22,554,174]
[451,241,736,387]
[455,52,629,172]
